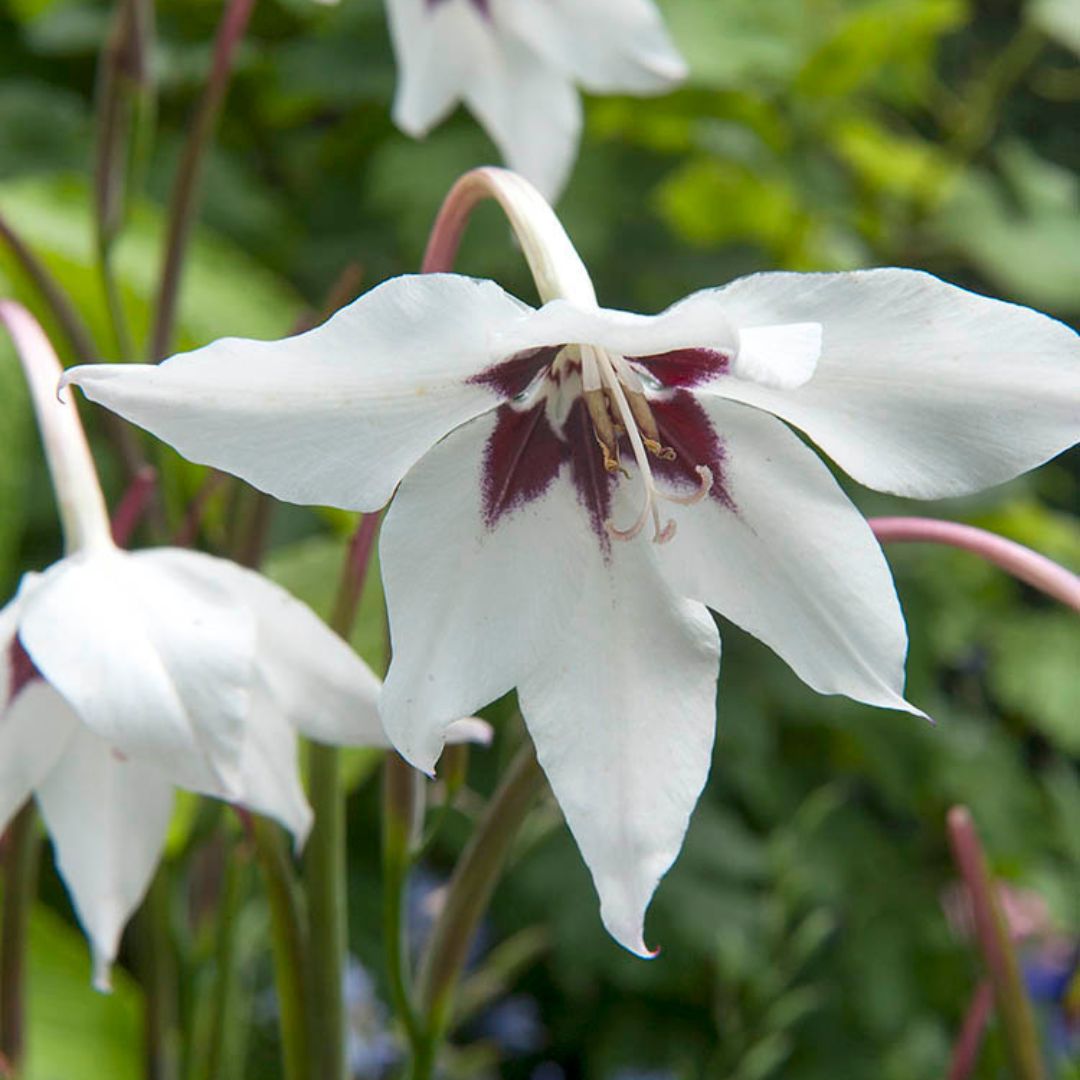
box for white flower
[0,300,487,987]
[385,0,687,197]
[62,180,1080,956]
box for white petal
[379,410,599,772]
[379,411,721,953]
[236,675,313,846]
[463,34,583,201]
[491,290,740,361]
[35,727,174,990]
[516,545,720,957]
[733,323,821,389]
[704,269,1080,498]
[501,0,687,94]
[387,0,487,135]
[18,550,256,794]
[0,682,78,833]
[62,275,526,512]
[144,549,387,748]
[660,398,926,717]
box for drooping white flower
[62,173,1080,955]
[385,0,687,198]
[0,300,487,987]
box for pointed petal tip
[91,949,113,994]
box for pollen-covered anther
[643,437,677,462]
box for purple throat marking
[6,636,42,708]
[470,348,734,547]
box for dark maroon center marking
[480,402,566,527]
[649,391,735,510]
[631,348,730,389]
[6,636,42,708]
[468,346,562,401]
[564,398,615,550]
[472,354,732,551]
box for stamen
[658,465,713,507]
[643,437,677,462]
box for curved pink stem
[870,516,1080,613]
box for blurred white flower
[62,172,1080,956]
[385,0,687,198]
[0,300,487,987]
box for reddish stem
[149,0,257,361]
[870,516,1080,612]
[110,465,157,546]
[948,980,994,1080]
[946,807,1045,1080]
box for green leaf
[989,611,1080,753]
[0,174,302,362]
[933,143,1080,314]
[23,901,142,1080]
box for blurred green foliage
[0,0,1077,1077]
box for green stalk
[302,513,381,1080]
[0,802,41,1076]
[381,754,423,1051]
[139,869,181,1080]
[304,745,347,1080]
[251,818,311,1080]
[412,745,545,1078]
[203,838,250,1080]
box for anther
[643,438,677,462]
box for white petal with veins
[704,269,1080,497]
[63,275,525,512]
[660,398,925,718]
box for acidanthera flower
[385,0,686,198]
[62,170,1080,956]
[0,300,486,986]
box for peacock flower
[385,0,686,198]
[0,300,487,986]
[61,170,1080,955]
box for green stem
[946,806,1045,1080]
[301,512,381,1080]
[413,745,545,1076]
[251,818,311,1080]
[138,869,181,1080]
[303,744,346,1080]
[0,803,41,1077]
[98,240,135,361]
[148,0,257,361]
[381,754,423,1051]
[203,839,250,1080]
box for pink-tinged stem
[946,807,1045,1080]
[870,516,1080,612]
[948,980,994,1080]
[148,0,257,361]
[110,465,157,546]
[422,167,595,304]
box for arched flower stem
[869,516,1080,612]
[422,167,596,306]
